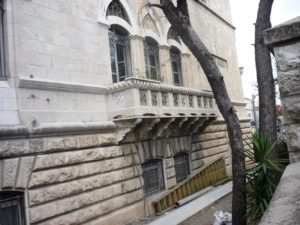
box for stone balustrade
[106,77,219,120]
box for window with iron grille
[106,0,130,24]
[170,47,183,86]
[0,192,26,225]
[108,25,130,83]
[142,159,165,197]
[144,37,160,81]
[0,0,5,80]
[174,152,190,183]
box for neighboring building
[0,0,251,225]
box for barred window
[106,0,130,24]
[144,37,160,81]
[174,152,190,183]
[108,25,130,83]
[170,47,183,86]
[0,0,5,80]
[142,159,165,197]
[0,192,26,225]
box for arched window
[174,152,190,182]
[108,25,130,83]
[167,27,180,44]
[0,0,5,80]
[106,0,130,24]
[144,37,160,81]
[142,158,165,197]
[170,47,183,86]
[0,191,26,225]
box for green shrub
[245,133,288,223]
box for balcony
[106,78,219,143]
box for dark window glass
[0,192,26,225]
[144,37,160,81]
[142,159,165,197]
[170,47,183,86]
[108,26,130,83]
[174,152,190,183]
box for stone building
[0,0,251,224]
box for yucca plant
[245,133,288,224]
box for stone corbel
[114,118,143,143]
[134,118,161,141]
[166,117,189,137]
[192,117,217,135]
[180,117,201,136]
[151,117,176,140]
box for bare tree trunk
[255,0,277,157]
[155,1,246,224]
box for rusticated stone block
[0,139,30,157]
[29,166,140,206]
[165,158,175,168]
[30,178,142,223]
[77,134,98,148]
[166,167,175,179]
[84,201,145,225]
[199,131,227,142]
[16,156,35,188]
[282,96,300,120]
[34,146,122,170]
[43,137,64,152]
[96,132,116,146]
[278,70,300,96]
[191,145,228,160]
[286,124,300,150]
[166,177,177,189]
[32,189,144,225]
[29,155,136,187]
[200,138,227,149]
[202,124,227,133]
[179,136,192,151]
[240,122,251,129]
[2,158,19,188]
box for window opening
[174,152,190,183]
[170,47,183,86]
[144,37,160,81]
[108,26,130,83]
[0,192,26,225]
[142,159,165,197]
[106,0,130,24]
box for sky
[229,0,300,98]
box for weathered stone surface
[29,166,140,206]
[198,131,227,142]
[34,146,122,170]
[84,201,145,225]
[0,140,30,157]
[240,122,251,129]
[179,136,192,151]
[77,134,98,148]
[289,151,300,163]
[165,158,175,168]
[286,124,300,150]
[16,156,35,188]
[278,70,300,96]
[166,167,175,179]
[30,178,142,223]
[169,138,181,155]
[192,153,227,170]
[200,138,228,149]
[29,155,136,187]
[166,177,177,189]
[259,161,300,225]
[202,124,227,133]
[191,145,228,160]
[282,96,300,120]
[2,158,19,188]
[32,189,144,225]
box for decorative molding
[0,121,116,139]
[18,77,107,94]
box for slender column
[159,45,172,84]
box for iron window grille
[174,152,190,183]
[108,27,130,83]
[170,47,183,86]
[106,0,130,24]
[142,159,165,197]
[0,192,25,225]
[144,38,160,81]
[0,0,5,80]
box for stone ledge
[259,161,300,225]
[0,121,116,139]
[264,16,300,46]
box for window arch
[142,158,165,197]
[0,191,26,225]
[167,27,180,44]
[174,152,190,182]
[106,0,130,24]
[144,37,160,81]
[108,25,130,83]
[170,47,183,86]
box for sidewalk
[148,181,232,225]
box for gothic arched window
[170,47,183,86]
[106,0,130,24]
[144,37,160,81]
[108,25,130,83]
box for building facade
[0,0,251,224]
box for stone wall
[264,17,300,163]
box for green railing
[153,157,227,213]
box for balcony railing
[106,78,219,120]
